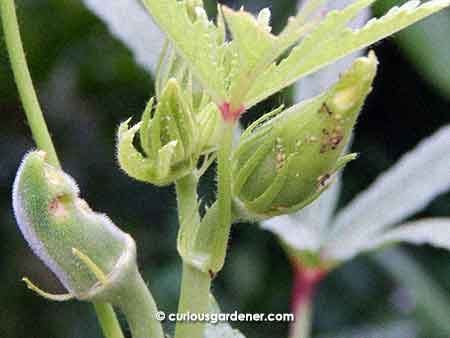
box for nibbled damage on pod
[12,151,136,300]
[232,52,378,219]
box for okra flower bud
[118,78,219,186]
[233,52,378,219]
[12,151,136,299]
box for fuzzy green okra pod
[13,151,164,338]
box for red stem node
[219,102,246,122]
[291,263,328,312]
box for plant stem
[175,174,211,338]
[93,303,126,338]
[172,123,235,337]
[115,268,165,338]
[213,122,235,271]
[176,173,201,255]
[291,298,313,338]
[1,2,124,337]
[289,263,327,338]
[1,0,59,167]
[175,262,211,338]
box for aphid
[320,103,332,115]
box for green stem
[1,0,59,167]
[176,173,201,254]
[0,1,124,337]
[175,174,211,338]
[175,262,211,338]
[93,303,126,338]
[172,123,235,336]
[214,122,235,271]
[115,268,165,338]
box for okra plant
[1,0,449,338]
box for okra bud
[233,52,378,219]
[118,78,219,186]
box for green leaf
[222,6,319,104]
[222,7,276,72]
[365,218,450,251]
[278,0,328,50]
[245,0,450,108]
[221,7,277,101]
[374,0,450,98]
[141,0,227,103]
[326,125,450,261]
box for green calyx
[233,52,378,219]
[117,78,220,186]
[13,151,136,299]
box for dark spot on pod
[209,270,217,280]
[48,196,68,218]
[317,173,331,187]
[320,103,332,115]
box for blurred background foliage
[0,1,449,338]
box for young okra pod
[13,151,164,338]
